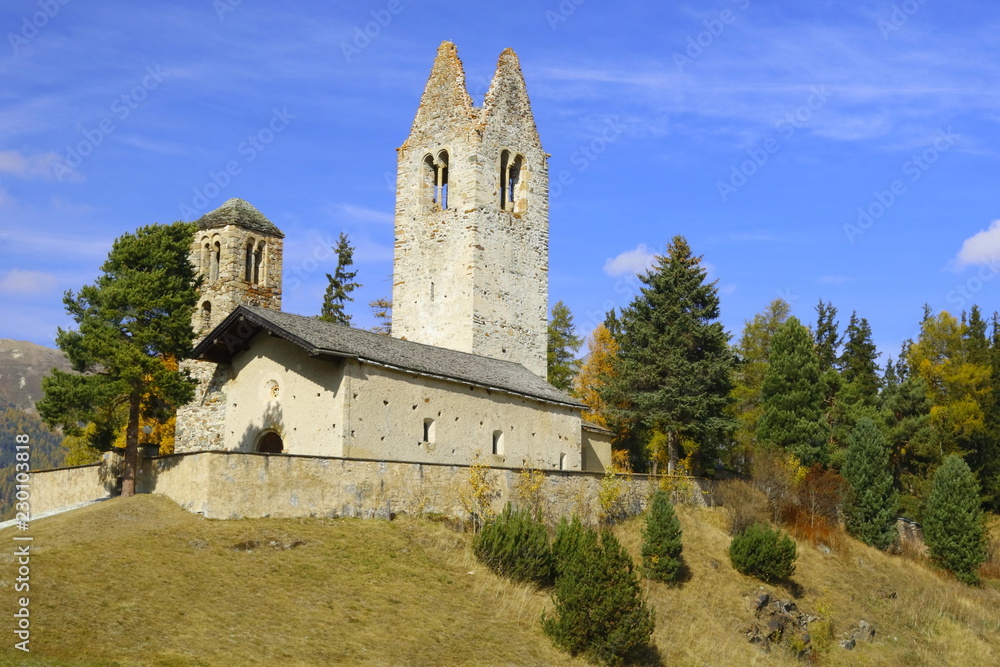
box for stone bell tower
[391,41,549,378]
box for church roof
[194,198,284,238]
[193,305,585,409]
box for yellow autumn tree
[908,311,991,457]
[573,323,619,429]
[112,354,181,455]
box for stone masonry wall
[173,359,231,453]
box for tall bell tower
[391,41,549,377]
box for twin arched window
[499,150,525,213]
[244,239,266,286]
[200,236,222,283]
[422,150,449,212]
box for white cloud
[0,150,63,180]
[956,220,1000,266]
[603,243,657,277]
[0,269,59,294]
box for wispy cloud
[0,269,59,294]
[325,203,394,226]
[0,150,63,180]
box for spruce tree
[543,527,654,665]
[319,232,360,325]
[881,373,934,519]
[547,301,583,392]
[600,235,735,473]
[757,317,827,466]
[840,312,881,403]
[641,489,683,583]
[37,222,199,497]
[923,455,987,585]
[842,417,898,550]
[814,299,840,374]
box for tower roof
[400,41,476,152]
[195,198,284,238]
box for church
[172,42,613,474]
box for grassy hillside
[1,495,998,666]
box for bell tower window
[421,150,450,212]
[254,241,265,285]
[211,240,221,283]
[499,150,525,213]
[244,239,255,282]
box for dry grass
[0,495,576,666]
[2,495,998,666]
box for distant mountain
[0,339,71,411]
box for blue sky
[2,0,999,367]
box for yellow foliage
[598,450,633,525]
[515,463,546,518]
[460,453,499,530]
[112,354,180,455]
[573,323,619,430]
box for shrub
[923,455,987,585]
[543,527,654,666]
[641,490,683,583]
[717,479,769,536]
[551,514,587,578]
[842,417,898,550]
[729,522,797,583]
[472,503,553,587]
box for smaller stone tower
[190,198,284,336]
[174,198,284,453]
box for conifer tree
[729,299,790,470]
[840,312,881,403]
[881,372,935,519]
[842,417,898,550]
[814,299,840,374]
[600,236,735,474]
[368,297,392,335]
[758,317,827,466]
[547,301,583,392]
[38,222,199,497]
[319,232,360,325]
[573,323,619,430]
[543,527,654,664]
[641,489,684,583]
[923,455,987,585]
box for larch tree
[573,322,619,430]
[319,232,360,325]
[757,316,827,467]
[729,299,790,470]
[37,222,199,497]
[369,297,392,335]
[547,300,583,392]
[600,236,735,474]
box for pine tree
[729,299,790,471]
[547,301,583,392]
[543,527,655,665]
[814,299,840,374]
[37,222,199,497]
[881,373,934,519]
[600,236,735,474]
[923,455,987,585]
[758,317,827,466]
[319,232,360,325]
[641,489,683,583]
[840,312,881,402]
[369,297,392,335]
[974,314,1000,510]
[573,323,620,430]
[842,417,898,550]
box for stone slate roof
[194,305,584,409]
[194,198,284,238]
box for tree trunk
[120,392,141,498]
[667,430,679,476]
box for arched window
[200,301,212,330]
[200,237,210,277]
[421,150,450,212]
[211,239,221,283]
[492,429,504,456]
[244,239,255,282]
[254,241,265,285]
[256,431,284,454]
[500,150,525,213]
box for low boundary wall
[31,451,714,524]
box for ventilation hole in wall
[451,449,456,454]
[381,436,385,441]
[502,348,507,354]
[412,404,417,410]
[383,400,389,406]
[353,393,358,399]
[532,432,536,437]
[351,430,355,437]
[437,410,442,416]
[454,417,459,421]
[316,393,320,397]
[424,398,430,403]
[480,421,484,426]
